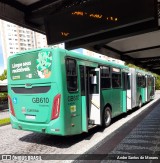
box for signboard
[45,0,157,45]
[10,51,52,80]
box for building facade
[0,19,124,72]
[0,20,47,69]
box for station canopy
[0,0,160,74]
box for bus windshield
[9,51,52,80]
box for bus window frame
[111,67,122,89]
[137,74,146,88]
[127,74,131,90]
[122,71,130,90]
[142,75,146,88]
[100,65,111,90]
[65,57,78,93]
[79,65,86,96]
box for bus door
[122,72,131,111]
[150,76,155,98]
[79,66,88,132]
[127,73,131,110]
[145,76,148,102]
[147,76,150,101]
[152,77,156,97]
[89,68,101,125]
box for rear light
[51,94,61,120]
[8,95,15,116]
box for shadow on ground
[19,103,149,149]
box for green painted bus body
[136,69,155,105]
[136,69,147,106]
[136,87,146,106]
[141,88,146,104]
[7,48,153,136]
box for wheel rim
[104,109,111,125]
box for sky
[0,32,4,75]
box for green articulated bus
[7,48,155,136]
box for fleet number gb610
[32,97,49,103]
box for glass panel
[80,66,85,96]
[112,73,121,88]
[101,66,111,89]
[66,59,78,92]
[127,75,130,89]
[90,71,99,94]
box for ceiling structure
[0,0,160,74]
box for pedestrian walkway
[78,92,160,163]
[107,100,160,162]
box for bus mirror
[91,76,97,84]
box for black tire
[138,97,142,108]
[102,107,112,128]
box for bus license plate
[26,115,36,120]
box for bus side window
[90,72,99,94]
[112,68,121,88]
[148,77,151,86]
[127,75,131,89]
[137,75,140,87]
[80,66,85,96]
[142,76,146,88]
[100,66,111,89]
[137,74,146,88]
[66,58,78,92]
[137,74,143,87]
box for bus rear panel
[8,48,69,135]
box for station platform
[77,95,160,163]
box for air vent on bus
[11,86,51,94]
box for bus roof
[8,48,46,58]
[9,47,128,70]
[65,48,128,69]
[135,68,154,76]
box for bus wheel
[138,97,142,108]
[102,107,111,128]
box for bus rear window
[10,51,52,80]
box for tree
[0,70,7,81]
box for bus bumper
[10,114,64,136]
